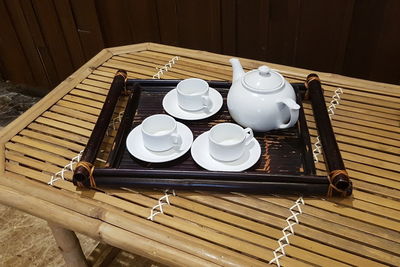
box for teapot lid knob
[258,66,271,77]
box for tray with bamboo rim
[73,70,352,197]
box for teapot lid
[243,66,285,92]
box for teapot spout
[230,58,245,83]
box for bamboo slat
[1,43,399,266]
[0,184,222,267]
[27,123,89,145]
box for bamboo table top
[0,43,399,266]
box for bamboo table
[0,43,399,266]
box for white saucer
[126,122,193,163]
[191,131,261,172]
[162,88,223,120]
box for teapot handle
[277,98,300,129]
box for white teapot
[227,58,300,132]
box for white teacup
[177,78,211,111]
[141,114,182,152]
[209,123,254,162]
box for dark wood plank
[69,0,104,60]
[20,0,59,86]
[236,0,270,60]
[266,0,301,66]
[125,0,160,43]
[95,0,133,47]
[332,0,355,74]
[0,0,35,85]
[4,0,48,87]
[368,0,400,84]
[32,0,74,81]
[53,0,86,69]
[175,0,222,53]
[156,0,179,46]
[221,0,237,55]
[1,0,400,87]
[294,0,356,73]
[343,0,385,81]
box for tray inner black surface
[116,82,311,176]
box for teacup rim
[177,78,209,96]
[209,123,246,147]
[141,114,177,137]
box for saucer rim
[191,131,261,172]
[126,122,193,163]
[162,87,223,120]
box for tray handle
[306,74,352,197]
[73,70,127,187]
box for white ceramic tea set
[126,58,300,171]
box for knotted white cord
[145,56,181,220]
[147,190,176,221]
[269,87,344,265]
[152,56,180,79]
[48,150,83,185]
[269,197,305,267]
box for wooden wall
[1,0,399,91]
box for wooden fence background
[1,0,399,91]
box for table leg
[48,222,88,267]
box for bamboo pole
[86,243,120,267]
[48,222,88,267]
[73,70,127,187]
[106,43,150,56]
[306,74,352,197]
[0,173,268,266]
[0,184,219,267]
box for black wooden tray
[73,71,352,197]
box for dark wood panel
[266,0,300,66]
[235,0,269,60]
[175,0,222,53]
[95,0,133,47]
[343,0,386,82]
[53,0,86,69]
[125,0,160,44]
[69,0,104,60]
[220,0,236,55]
[156,0,179,45]
[19,0,59,86]
[371,0,400,84]
[4,0,48,86]
[1,0,400,89]
[0,0,34,85]
[32,0,74,80]
[294,0,355,73]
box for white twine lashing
[269,197,305,267]
[106,110,125,136]
[48,150,83,185]
[152,56,179,79]
[327,87,343,119]
[270,86,341,265]
[145,56,180,220]
[147,190,176,221]
[312,136,322,163]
